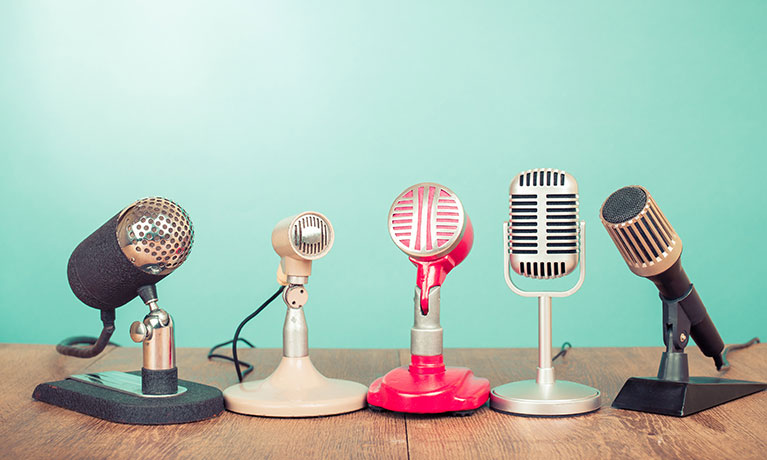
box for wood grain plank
[0,346,406,460]
[402,345,767,460]
[2,345,764,460]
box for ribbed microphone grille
[508,169,579,280]
[291,213,333,259]
[388,183,465,258]
[117,197,193,275]
[599,186,681,277]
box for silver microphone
[491,168,601,417]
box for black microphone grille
[601,186,647,224]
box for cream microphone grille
[388,183,466,259]
[600,186,681,278]
[116,197,193,275]
[290,212,333,259]
[508,169,579,280]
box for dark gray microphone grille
[601,186,647,224]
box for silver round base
[490,380,601,416]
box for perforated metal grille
[601,186,647,224]
[117,197,193,275]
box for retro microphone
[33,197,224,425]
[367,183,490,415]
[601,186,766,416]
[223,212,368,417]
[490,169,602,416]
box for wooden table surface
[0,343,765,459]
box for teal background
[1,2,765,352]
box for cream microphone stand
[491,221,601,415]
[223,212,368,417]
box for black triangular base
[612,376,767,417]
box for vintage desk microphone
[491,169,601,416]
[223,212,368,417]
[367,182,490,414]
[33,197,224,424]
[600,185,766,416]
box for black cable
[552,341,572,362]
[719,337,760,372]
[232,286,285,382]
[56,309,120,358]
[208,338,257,379]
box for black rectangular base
[612,376,767,417]
[33,371,225,425]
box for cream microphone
[223,212,368,418]
[491,169,601,416]
[271,212,333,357]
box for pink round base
[367,355,490,414]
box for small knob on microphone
[130,321,151,343]
[283,285,308,309]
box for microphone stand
[612,286,767,416]
[222,278,368,417]
[33,284,224,424]
[492,221,601,416]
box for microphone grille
[508,169,579,279]
[599,186,681,277]
[116,197,194,275]
[388,182,465,259]
[290,212,333,259]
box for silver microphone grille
[290,212,334,259]
[508,169,579,279]
[116,197,194,275]
[388,182,466,259]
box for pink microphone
[389,184,474,315]
[368,182,489,415]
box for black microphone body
[648,258,724,365]
[67,213,166,311]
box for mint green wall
[1,2,765,352]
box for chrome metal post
[410,286,443,356]
[282,284,309,358]
[536,296,554,385]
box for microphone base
[32,370,224,425]
[223,356,368,417]
[490,380,601,416]
[612,376,767,417]
[366,355,490,414]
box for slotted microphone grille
[388,182,465,258]
[116,197,193,275]
[508,168,579,280]
[599,186,681,277]
[291,213,333,259]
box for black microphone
[599,186,725,369]
[59,197,193,358]
[36,197,225,424]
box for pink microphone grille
[388,183,465,258]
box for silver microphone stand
[491,221,601,416]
